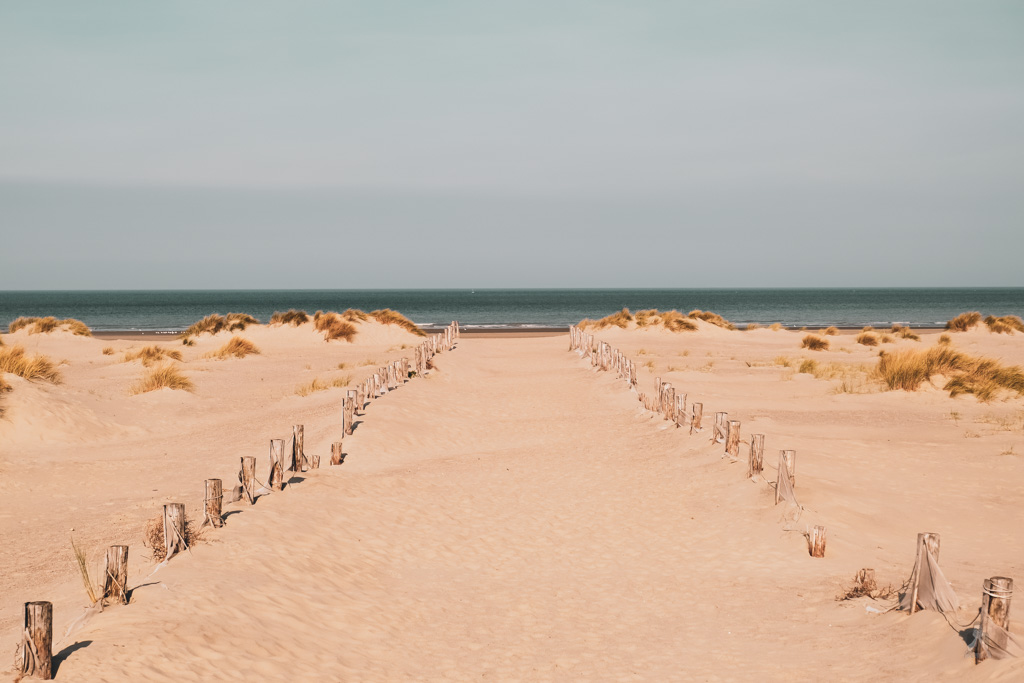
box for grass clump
[880,333,895,344]
[774,355,792,367]
[873,347,1024,401]
[687,310,736,330]
[946,311,982,332]
[798,359,818,374]
[295,374,352,396]
[891,325,921,341]
[369,309,426,336]
[205,336,260,359]
[938,334,952,345]
[130,364,194,395]
[122,345,183,367]
[313,312,359,342]
[856,332,879,347]
[821,326,839,336]
[144,512,201,561]
[985,315,1024,335]
[769,323,785,331]
[180,312,259,343]
[8,316,92,336]
[580,308,633,330]
[102,346,115,355]
[801,334,829,351]
[269,309,310,326]
[0,345,61,383]
[745,323,761,330]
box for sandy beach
[1,316,1022,680]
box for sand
[2,320,1023,680]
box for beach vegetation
[945,311,982,332]
[295,373,352,396]
[774,355,792,367]
[0,345,61,383]
[8,316,92,336]
[891,325,920,341]
[861,326,875,332]
[938,334,952,346]
[144,512,201,561]
[821,326,839,336]
[269,309,310,326]
[580,308,633,330]
[985,315,1024,335]
[873,347,1024,401]
[769,323,785,331]
[130,364,194,395]
[687,309,735,330]
[101,346,115,355]
[856,332,879,347]
[801,334,829,351]
[745,323,761,330]
[180,312,259,343]
[798,359,817,374]
[122,345,183,367]
[313,311,358,342]
[370,309,426,336]
[880,334,894,344]
[205,336,260,359]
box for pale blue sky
[1,1,1022,288]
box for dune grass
[745,323,761,330]
[856,331,879,347]
[205,336,260,359]
[270,309,310,326]
[8,316,92,336]
[687,310,736,330]
[144,512,201,561]
[946,311,982,332]
[880,333,895,343]
[820,326,839,336]
[342,309,369,322]
[801,334,829,351]
[769,323,785,331]
[130,364,194,395]
[873,347,1024,401]
[180,312,259,344]
[122,345,183,367]
[0,345,61,383]
[313,312,359,342]
[101,346,115,355]
[938,334,952,345]
[369,309,427,336]
[891,325,921,341]
[985,315,1024,335]
[295,374,352,396]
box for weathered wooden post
[908,532,941,614]
[690,402,703,435]
[331,442,344,466]
[654,378,662,411]
[662,385,675,421]
[19,601,52,679]
[977,577,1014,663]
[810,526,827,558]
[673,393,686,427]
[269,438,285,491]
[103,545,129,604]
[774,450,796,505]
[347,390,358,427]
[292,425,305,471]
[712,412,729,444]
[163,503,186,558]
[204,478,224,528]
[726,420,741,458]
[343,396,355,436]
[240,456,256,504]
[749,434,765,479]
[310,454,320,469]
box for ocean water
[0,289,1021,332]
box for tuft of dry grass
[313,312,359,342]
[938,333,952,345]
[295,373,351,396]
[861,326,875,332]
[774,355,792,367]
[798,359,817,374]
[856,331,879,347]
[369,309,426,336]
[580,308,633,330]
[821,326,839,336]
[985,315,1024,335]
[130,364,194,395]
[769,323,785,331]
[205,336,260,359]
[180,312,259,343]
[342,308,369,322]
[144,513,201,561]
[879,333,894,343]
[945,311,982,332]
[122,345,183,367]
[873,347,1024,400]
[891,325,920,341]
[71,537,100,605]
[270,309,310,326]
[687,310,736,330]
[0,345,61,383]
[8,316,92,336]
[102,346,115,355]
[745,323,761,330]
[801,334,829,351]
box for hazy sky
[1,1,1022,289]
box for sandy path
[45,337,998,680]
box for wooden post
[270,438,285,491]
[749,434,765,479]
[977,577,1014,663]
[203,478,224,528]
[240,456,256,504]
[19,601,52,679]
[909,532,941,614]
[674,393,686,427]
[293,425,305,471]
[810,526,826,558]
[690,402,703,435]
[654,378,662,411]
[163,503,186,559]
[310,454,320,469]
[662,385,675,421]
[712,412,728,444]
[774,450,796,505]
[103,545,129,604]
[726,420,741,458]
[331,442,344,466]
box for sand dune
[3,324,1023,680]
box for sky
[1,1,1022,289]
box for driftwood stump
[163,503,186,559]
[810,525,827,558]
[749,434,765,479]
[19,601,52,679]
[726,420,741,458]
[690,402,703,435]
[103,545,129,604]
[331,442,344,466]
[240,456,256,504]
[204,478,224,528]
[977,576,1014,663]
[269,438,285,490]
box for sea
[0,289,1021,333]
